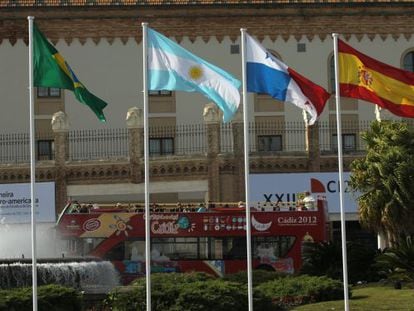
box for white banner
[250,172,358,213]
[0,182,56,224]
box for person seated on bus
[133,204,143,213]
[79,204,89,213]
[197,203,207,212]
[272,203,280,212]
[92,203,100,210]
[238,201,246,208]
[303,191,316,210]
[68,201,80,213]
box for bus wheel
[255,264,275,271]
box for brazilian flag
[33,23,107,122]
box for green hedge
[0,284,82,311]
[256,275,345,306]
[105,272,282,311]
[223,270,287,286]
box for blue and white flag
[148,28,241,122]
[246,33,330,125]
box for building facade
[1,1,414,244]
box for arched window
[403,51,414,72]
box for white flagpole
[332,33,350,311]
[141,22,151,311]
[27,15,38,311]
[375,105,382,122]
[240,28,254,311]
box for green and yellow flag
[33,24,107,122]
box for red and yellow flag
[339,39,414,118]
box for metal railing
[319,120,371,154]
[0,132,54,163]
[148,124,207,156]
[69,128,129,161]
[0,120,379,164]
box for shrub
[105,272,282,311]
[0,284,82,311]
[301,241,380,283]
[223,270,287,286]
[106,273,214,311]
[255,275,345,307]
[376,237,414,283]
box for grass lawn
[292,284,414,311]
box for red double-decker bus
[56,198,329,284]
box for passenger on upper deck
[302,191,316,210]
[197,203,207,212]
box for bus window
[152,237,198,260]
[223,237,247,260]
[125,240,145,261]
[104,242,125,261]
[199,237,209,259]
[82,238,104,256]
[253,236,296,259]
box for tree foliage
[349,120,414,242]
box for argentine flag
[246,33,330,125]
[148,28,241,122]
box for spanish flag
[33,23,108,122]
[339,39,414,118]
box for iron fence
[148,124,207,156]
[69,128,129,161]
[0,132,54,163]
[0,120,382,164]
[319,120,372,154]
[249,121,307,153]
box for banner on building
[250,172,357,213]
[0,182,56,224]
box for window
[230,44,240,54]
[403,51,414,72]
[37,139,54,160]
[152,237,199,260]
[329,56,335,93]
[253,236,296,259]
[150,138,174,156]
[332,134,356,153]
[258,135,282,152]
[149,90,172,96]
[37,87,61,98]
[297,43,306,52]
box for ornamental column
[306,122,321,172]
[231,108,245,201]
[51,111,69,214]
[126,107,144,183]
[203,103,221,203]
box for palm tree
[376,237,414,283]
[349,120,414,243]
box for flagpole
[332,33,350,311]
[240,28,254,311]
[375,105,382,122]
[27,15,38,311]
[141,22,151,311]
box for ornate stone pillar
[126,107,144,183]
[51,111,69,214]
[203,103,221,202]
[306,122,321,172]
[231,108,245,201]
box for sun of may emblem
[358,66,373,87]
[188,65,204,81]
